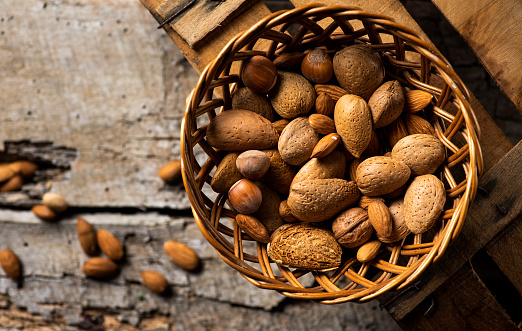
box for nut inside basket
[180,4,482,303]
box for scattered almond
[141,270,169,294]
[97,229,124,261]
[158,160,182,183]
[32,204,57,221]
[0,165,15,183]
[77,217,98,256]
[0,175,23,192]
[82,257,119,279]
[42,192,68,213]
[164,241,200,271]
[0,249,21,282]
[8,161,38,178]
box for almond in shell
[269,71,315,119]
[278,117,320,166]
[356,156,411,196]
[368,80,405,128]
[291,151,346,187]
[261,149,297,194]
[0,249,21,281]
[391,134,445,176]
[231,86,275,122]
[404,175,446,234]
[377,198,410,243]
[210,152,243,194]
[334,94,373,158]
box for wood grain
[398,263,518,330]
[156,0,258,48]
[382,141,522,320]
[486,218,522,294]
[432,0,522,112]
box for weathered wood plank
[398,263,518,330]
[156,0,258,49]
[140,0,272,73]
[431,0,522,112]
[486,217,522,295]
[381,141,522,320]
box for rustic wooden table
[0,0,520,329]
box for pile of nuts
[204,44,447,270]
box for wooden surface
[432,0,522,112]
[156,0,258,48]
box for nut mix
[202,44,448,271]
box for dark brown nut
[236,150,271,180]
[211,152,243,194]
[301,48,334,83]
[332,207,373,248]
[232,86,275,122]
[241,55,278,94]
[279,200,299,223]
[228,179,262,214]
[315,92,335,116]
[235,214,270,243]
[273,52,305,69]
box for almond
[367,201,393,237]
[32,204,57,221]
[404,113,436,136]
[315,92,335,116]
[358,196,385,210]
[356,240,382,263]
[158,160,182,183]
[141,270,169,294]
[404,175,446,234]
[356,156,411,196]
[314,84,348,102]
[273,52,305,69]
[8,161,38,178]
[279,200,298,223]
[278,117,320,166]
[377,198,410,243]
[42,192,68,213]
[252,182,284,234]
[0,174,23,192]
[0,249,21,281]
[77,217,98,256]
[391,134,446,176]
[308,114,335,135]
[82,257,119,279]
[310,133,341,158]
[164,241,200,271]
[386,117,409,148]
[368,80,405,128]
[0,165,15,182]
[210,152,243,194]
[291,151,346,187]
[334,94,373,158]
[269,71,315,119]
[272,119,290,135]
[235,214,270,243]
[363,131,380,157]
[261,149,297,194]
[404,90,433,113]
[97,229,124,261]
[231,86,275,122]
[348,158,362,182]
[268,223,341,271]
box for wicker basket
[180,4,483,303]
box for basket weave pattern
[180,4,483,303]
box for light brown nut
[348,158,362,182]
[367,201,393,237]
[315,92,335,116]
[278,117,321,166]
[287,178,359,222]
[228,179,263,215]
[332,207,373,248]
[333,44,385,100]
[231,86,275,122]
[164,241,200,271]
[77,217,98,256]
[0,164,15,182]
[404,175,446,234]
[377,198,411,243]
[368,80,405,128]
[141,270,169,294]
[363,131,380,157]
[291,151,346,187]
[268,223,342,271]
[356,156,411,196]
[235,214,270,243]
[32,204,57,221]
[97,229,124,261]
[206,110,279,151]
[261,149,297,194]
[252,182,284,234]
[8,161,38,178]
[309,113,336,135]
[357,240,382,263]
[158,160,182,183]
[386,117,409,148]
[310,133,341,158]
[334,94,373,158]
[82,257,119,279]
[314,84,348,102]
[0,249,21,281]
[269,71,315,119]
[42,192,68,213]
[391,134,446,176]
[211,152,243,194]
[236,150,270,180]
[279,200,299,223]
[0,174,23,192]
[241,55,278,94]
[404,114,436,136]
[404,89,433,113]
[272,119,290,135]
[358,196,385,210]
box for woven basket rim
[179,4,483,303]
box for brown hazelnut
[301,48,333,83]
[332,207,373,248]
[228,179,263,214]
[241,55,278,94]
[236,150,270,180]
